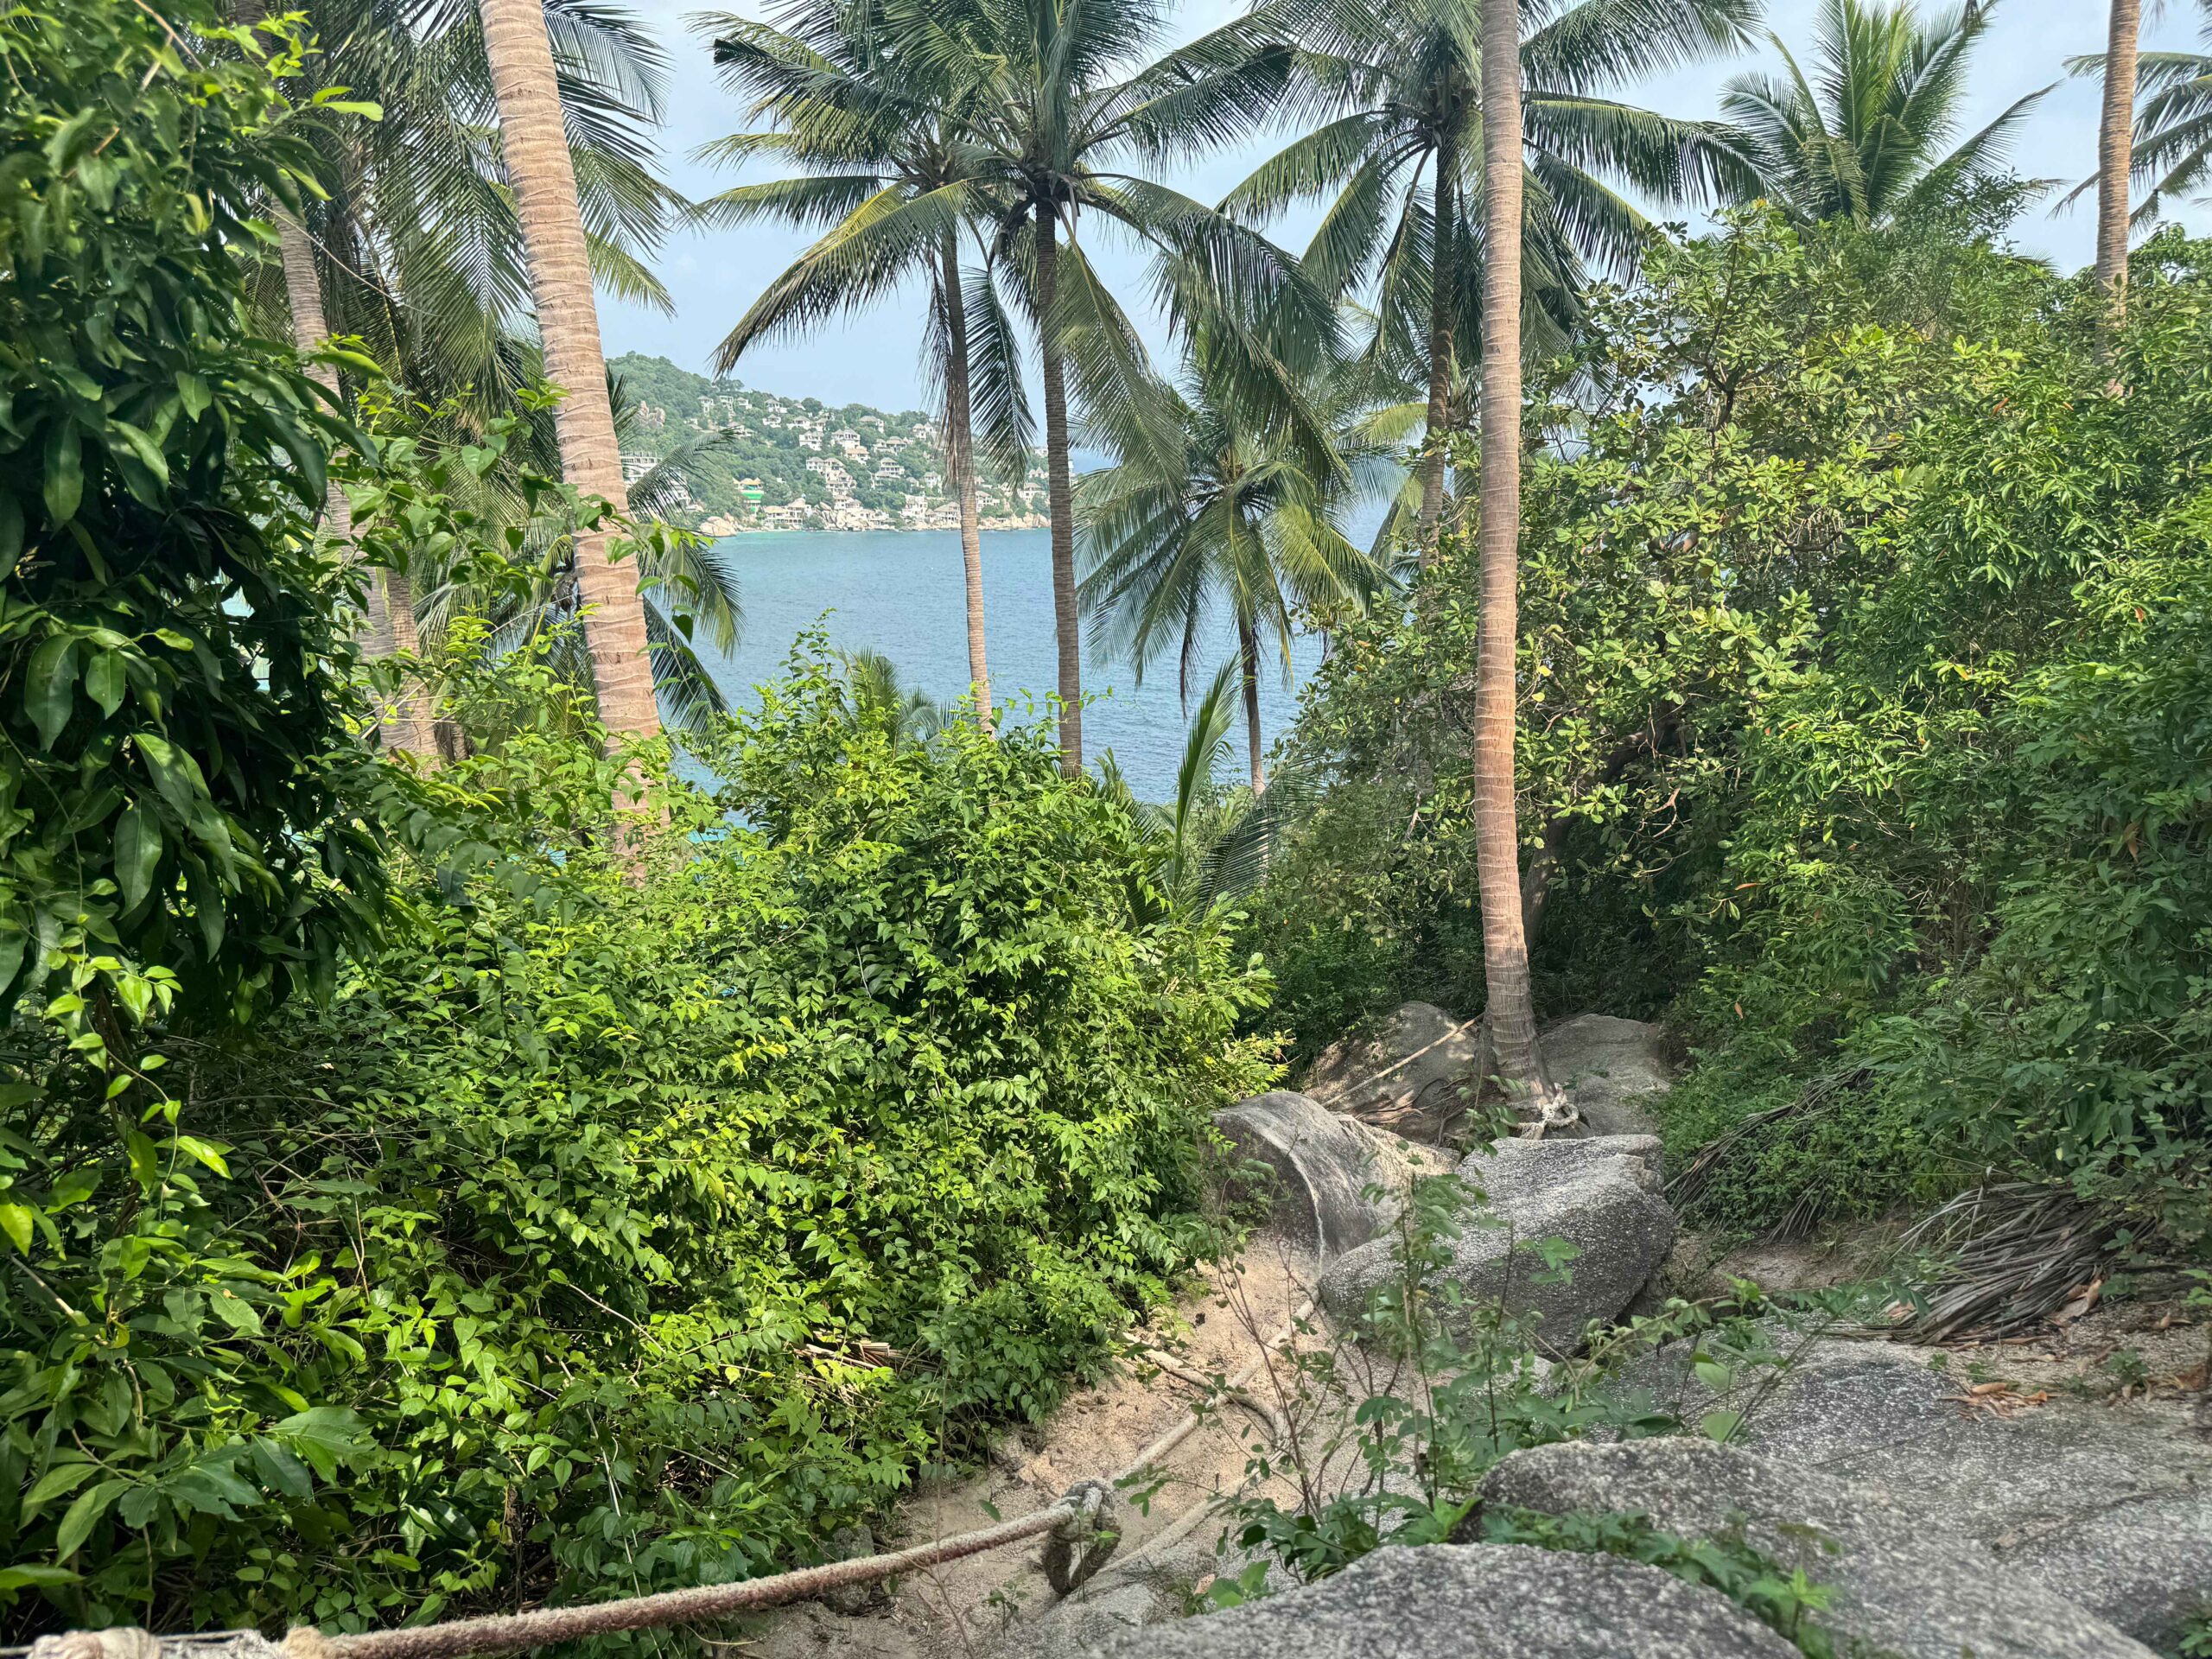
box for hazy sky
[600,0,2212,410]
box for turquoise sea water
[695,528,1325,800]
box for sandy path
[742,1239,1325,1659]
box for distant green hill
[607,353,1046,534]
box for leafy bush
[1253,205,2212,1258]
[0,0,385,1046]
[1,640,1273,1636]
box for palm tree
[476,0,662,740]
[694,0,1007,730]
[1227,0,1760,565]
[1101,663,1285,925]
[2098,0,2145,315]
[274,0,680,424]
[2109,2,2212,226]
[385,379,746,737]
[838,649,949,745]
[904,0,1334,777]
[1473,0,1552,1108]
[1078,340,1387,793]
[270,194,439,758]
[1717,0,2051,226]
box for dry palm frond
[1897,1181,2126,1343]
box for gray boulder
[1318,1135,1674,1353]
[1480,1438,2155,1659]
[1027,1579,1176,1659]
[1214,1092,1440,1262]
[1084,1543,1796,1659]
[1301,1003,1484,1144]
[1633,1330,2212,1648]
[1540,1014,1672,1137]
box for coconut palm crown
[1225,0,1762,560]
[1717,0,2051,226]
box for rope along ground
[20,1299,1311,1659]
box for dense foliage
[3,640,1271,1633]
[1253,204,2212,1256]
[0,2,1271,1635]
[0,0,384,1044]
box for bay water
[696,528,1325,801]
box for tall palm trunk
[477,0,661,741]
[276,208,440,755]
[1474,0,1551,1102]
[1415,127,1457,568]
[1237,615,1265,794]
[1035,207,1082,777]
[2096,0,2143,324]
[940,237,994,733]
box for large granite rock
[1631,1330,2212,1649]
[1301,1003,1484,1144]
[1540,1014,1671,1137]
[1084,1543,1796,1659]
[1481,1438,2155,1659]
[1214,1092,1440,1262]
[1319,1135,1674,1353]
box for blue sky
[600,0,2212,410]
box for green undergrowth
[1252,205,2212,1263]
[1198,1176,1863,1656]
[2,642,1274,1637]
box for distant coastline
[697,510,1050,537]
[610,352,1051,536]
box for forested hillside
[609,353,1049,532]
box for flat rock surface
[1629,1325,2212,1648]
[1538,1014,1672,1137]
[1301,1003,1483,1145]
[1083,1543,1797,1659]
[1319,1135,1673,1353]
[1480,1438,2154,1659]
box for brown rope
[290,1503,1079,1659]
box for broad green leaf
[0,1565,80,1592]
[53,1480,126,1560]
[117,803,162,910]
[250,1439,313,1500]
[0,1204,33,1254]
[107,422,168,488]
[0,930,26,1000]
[84,649,124,716]
[22,1464,98,1510]
[170,1135,229,1176]
[41,421,81,524]
[25,634,79,748]
[1693,1359,1733,1392]
[136,733,207,818]
[1700,1410,1743,1443]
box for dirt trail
[742,1240,1325,1659]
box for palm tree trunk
[477,0,661,742]
[1238,616,1265,794]
[2096,0,2143,325]
[1035,209,1082,777]
[1416,127,1457,569]
[276,207,442,757]
[1474,0,1551,1103]
[940,237,994,733]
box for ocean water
[694,528,1324,800]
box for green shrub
[1255,204,2212,1258]
[0,0,384,1046]
[1,640,1274,1636]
